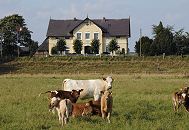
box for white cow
[62,76,113,101]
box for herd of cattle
[39,76,113,126]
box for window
[76,32,82,40]
[94,33,99,40]
[85,32,90,40]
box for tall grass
[0,74,189,129]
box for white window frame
[85,32,90,40]
[94,32,99,40]
[76,32,82,40]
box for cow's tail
[38,91,52,97]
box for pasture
[0,74,189,130]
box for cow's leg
[101,111,105,119]
[107,112,111,123]
[57,111,61,124]
[172,98,178,112]
[61,114,64,127]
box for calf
[39,89,83,103]
[71,102,93,117]
[49,97,72,126]
[101,90,113,123]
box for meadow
[0,74,189,130]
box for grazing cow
[101,91,113,123]
[172,86,189,112]
[62,76,113,101]
[49,97,72,126]
[39,89,83,103]
[71,103,93,117]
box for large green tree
[57,38,66,55]
[0,14,37,56]
[135,36,153,56]
[152,21,176,55]
[91,39,100,54]
[173,29,189,55]
[109,39,119,55]
[73,39,83,54]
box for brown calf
[71,102,93,117]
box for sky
[0,0,189,52]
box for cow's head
[71,89,84,99]
[180,87,189,94]
[103,76,113,90]
[49,97,60,110]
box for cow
[172,86,189,112]
[172,91,185,112]
[49,97,72,126]
[62,76,113,101]
[39,89,83,103]
[101,90,113,123]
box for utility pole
[16,27,22,57]
[140,28,142,57]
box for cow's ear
[103,78,106,81]
[100,91,104,94]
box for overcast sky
[0,0,189,51]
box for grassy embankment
[0,55,189,75]
[0,74,189,130]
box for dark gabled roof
[37,38,49,51]
[47,19,82,37]
[47,17,131,37]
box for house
[38,17,131,55]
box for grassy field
[0,74,189,130]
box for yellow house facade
[39,17,131,55]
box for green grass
[1,56,189,74]
[0,74,189,130]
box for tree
[173,29,189,55]
[0,14,34,56]
[91,39,100,54]
[109,39,119,55]
[152,21,176,55]
[57,38,66,55]
[73,39,83,54]
[135,36,153,56]
[51,46,58,55]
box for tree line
[51,38,120,55]
[135,21,189,56]
[0,14,38,57]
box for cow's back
[63,79,105,99]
